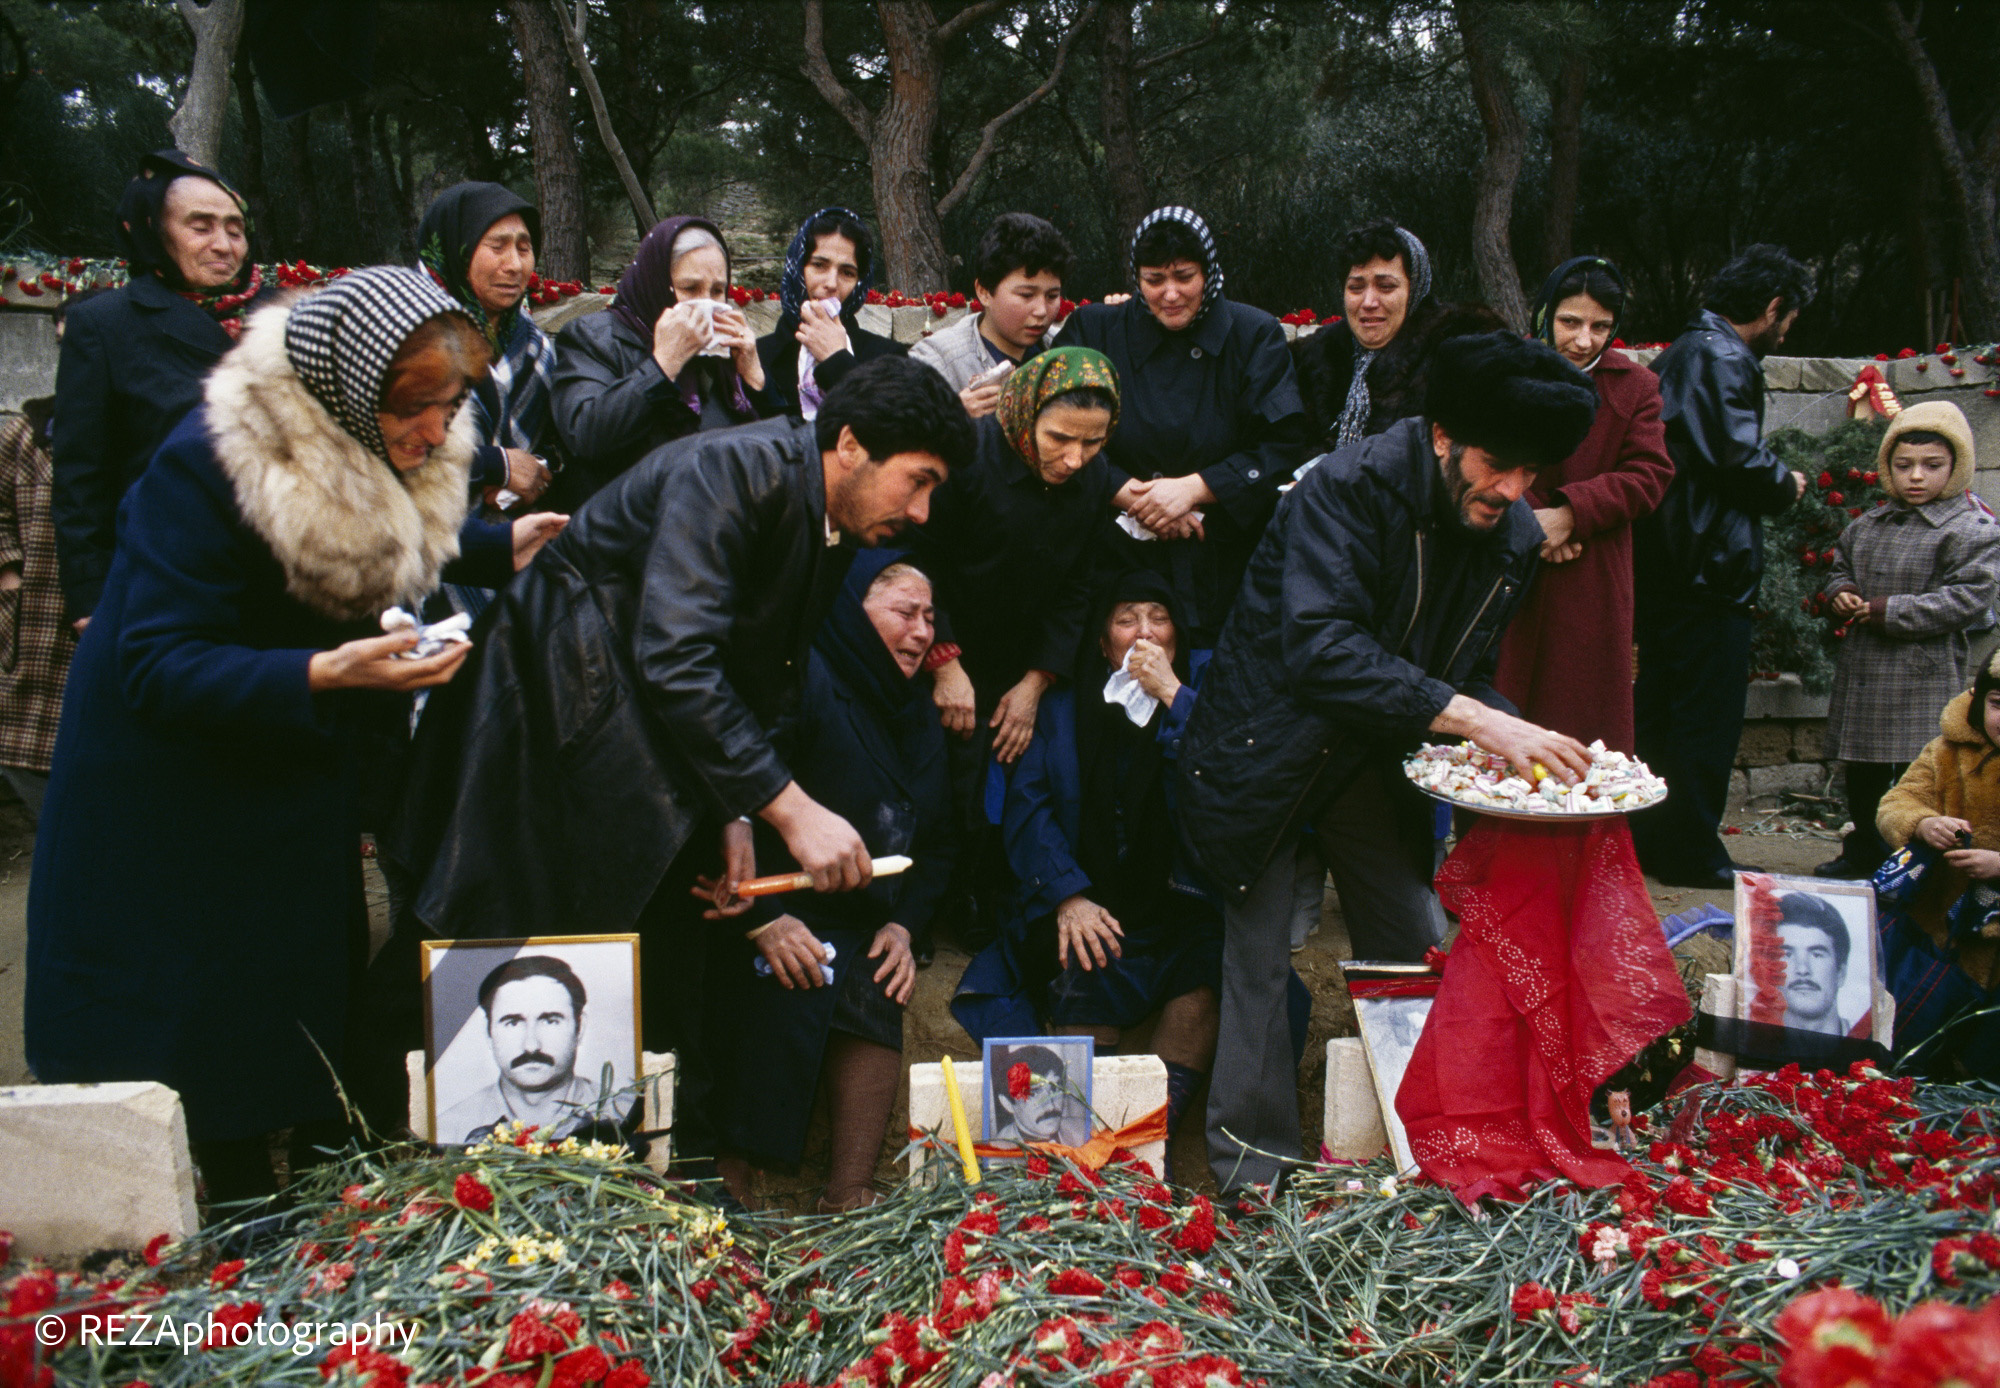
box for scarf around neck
[1334,224,1434,450]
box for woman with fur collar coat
[25,268,527,1206]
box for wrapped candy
[1403,739,1666,816]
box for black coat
[753,311,906,418]
[1289,301,1507,453]
[1634,310,1798,611]
[50,274,272,618]
[1054,298,1309,648]
[548,308,762,505]
[390,418,855,942]
[904,414,1115,697]
[1179,418,1540,898]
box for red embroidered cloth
[1395,816,1691,1202]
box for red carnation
[143,1232,173,1266]
[209,1258,246,1289]
[1774,1287,1893,1387]
[1817,471,1834,488]
[1827,491,1844,506]
[453,1172,494,1213]
[1510,1282,1557,1322]
[1048,1267,1107,1296]
[1008,1061,1032,1101]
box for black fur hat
[1423,330,1597,469]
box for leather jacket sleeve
[629,453,798,820]
[552,317,697,483]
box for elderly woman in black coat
[701,549,954,1210]
[52,149,275,625]
[26,268,546,1207]
[551,215,766,497]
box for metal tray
[1409,779,1666,822]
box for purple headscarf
[610,214,753,419]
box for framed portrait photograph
[422,935,643,1147]
[981,1036,1094,1149]
[1732,873,1879,1045]
[1354,993,1434,1175]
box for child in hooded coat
[1874,650,2000,1079]
[1816,401,2000,879]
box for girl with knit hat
[1815,401,2000,880]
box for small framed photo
[1353,993,1434,1175]
[422,935,642,1147]
[981,1036,1093,1148]
[1731,874,1879,1043]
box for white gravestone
[0,1082,198,1257]
[1322,1036,1389,1161]
[907,1053,1168,1179]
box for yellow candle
[940,1055,981,1185]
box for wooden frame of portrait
[420,934,644,1147]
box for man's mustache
[1786,979,1823,996]
[509,1050,556,1070]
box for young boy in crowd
[1818,401,2000,879]
[909,212,1074,416]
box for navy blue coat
[26,408,405,1142]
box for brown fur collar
[202,298,473,622]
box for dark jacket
[1180,417,1541,898]
[51,273,273,618]
[754,310,906,418]
[391,418,854,942]
[549,308,762,502]
[1054,297,1309,647]
[1290,301,1507,454]
[1635,310,1798,610]
[904,414,1116,697]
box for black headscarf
[1529,255,1627,370]
[608,214,753,421]
[1073,570,1189,903]
[113,149,253,295]
[814,549,943,783]
[417,181,539,352]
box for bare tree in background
[546,0,657,235]
[508,0,591,283]
[168,0,245,169]
[1540,43,1586,270]
[803,0,1099,293]
[1458,0,1529,330]
[1879,0,2000,339]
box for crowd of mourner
[3,147,1996,1214]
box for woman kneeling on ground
[25,268,558,1208]
[700,550,956,1211]
[954,573,1227,1148]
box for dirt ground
[0,798,1843,1212]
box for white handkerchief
[1101,648,1159,726]
[381,606,474,659]
[1115,509,1204,543]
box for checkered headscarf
[1129,206,1224,321]
[284,266,474,464]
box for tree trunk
[344,98,381,264]
[168,0,245,169]
[1540,45,1586,272]
[1878,0,2000,339]
[508,0,592,283]
[870,0,951,292]
[1097,1,1150,256]
[546,0,657,236]
[230,47,268,248]
[374,109,414,261]
[285,115,318,259]
[1458,0,1530,331]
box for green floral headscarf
[996,346,1121,465]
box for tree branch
[545,0,656,228]
[1878,0,1979,218]
[935,0,1098,218]
[1135,6,1220,73]
[800,0,875,144]
[933,0,1012,47]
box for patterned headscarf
[1334,224,1435,450]
[1129,206,1224,323]
[1529,255,1626,371]
[778,205,875,320]
[608,214,753,419]
[997,346,1121,466]
[417,180,540,353]
[284,266,478,465]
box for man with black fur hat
[1182,330,1599,1193]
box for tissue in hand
[381,607,473,659]
[1101,648,1159,726]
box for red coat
[1495,349,1673,751]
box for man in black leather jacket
[1632,245,1813,889]
[1181,333,1597,1193]
[374,358,974,1156]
